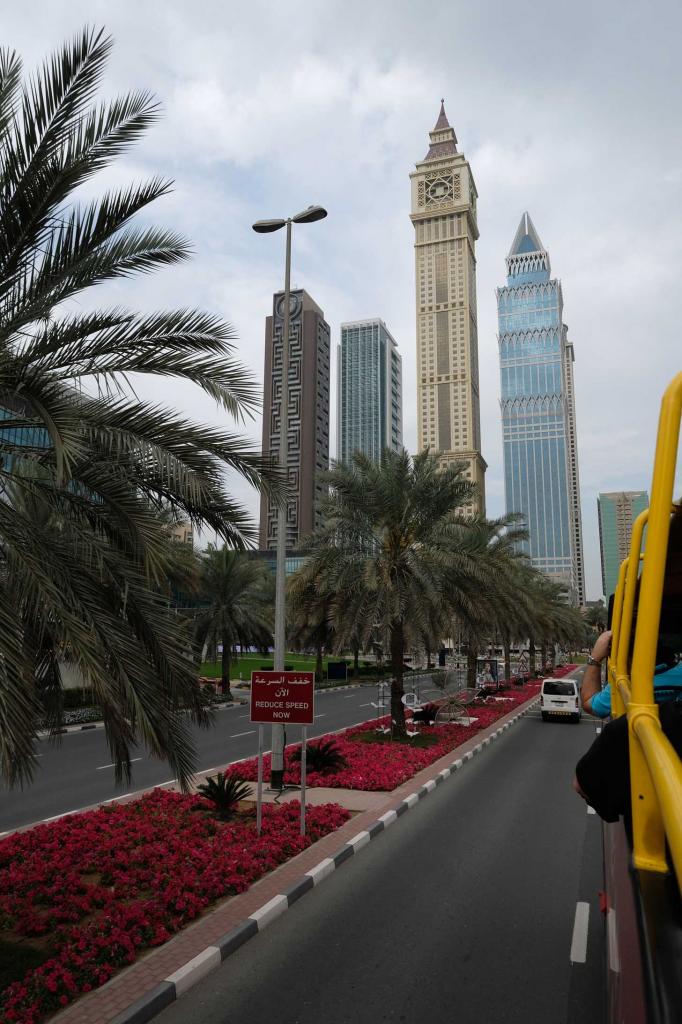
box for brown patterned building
[259,289,331,550]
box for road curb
[107,695,539,1024]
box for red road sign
[250,671,315,724]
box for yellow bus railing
[615,372,682,883]
[612,514,649,719]
[606,552,626,696]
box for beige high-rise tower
[410,101,486,513]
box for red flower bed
[551,664,578,678]
[228,683,541,792]
[0,791,349,1023]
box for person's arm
[581,630,612,716]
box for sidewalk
[52,691,539,1024]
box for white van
[540,677,581,722]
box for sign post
[300,726,307,836]
[250,671,315,834]
[256,725,264,836]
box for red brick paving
[52,692,538,1024]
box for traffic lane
[158,715,601,1024]
[0,685,378,832]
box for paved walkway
[53,697,539,1024]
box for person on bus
[580,506,682,719]
[573,507,682,822]
[573,700,682,824]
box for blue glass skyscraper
[497,213,585,604]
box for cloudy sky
[7,0,682,599]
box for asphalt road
[158,708,605,1024]
[0,683,385,833]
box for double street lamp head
[292,205,327,224]
[252,205,327,233]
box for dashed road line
[96,757,142,771]
[570,901,590,963]
[229,731,255,739]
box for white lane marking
[238,714,249,718]
[359,703,371,707]
[587,805,596,815]
[570,901,590,963]
[343,695,354,699]
[607,907,620,973]
[229,731,255,738]
[96,757,142,771]
[314,714,326,720]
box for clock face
[426,176,454,205]
[275,294,301,321]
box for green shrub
[195,774,251,819]
[291,738,347,773]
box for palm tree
[194,547,274,698]
[299,449,529,734]
[288,572,334,684]
[523,576,586,674]
[0,30,278,786]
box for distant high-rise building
[497,212,585,604]
[337,319,402,464]
[169,521,193,547]
[598,490,649,599]
[259,289,330,550]
[409,101,486,513]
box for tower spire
[424,98,457,161]
[434,98,450,130]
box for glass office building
[598,491,649,599]
[497,213,585,603]
[337,319,402,463]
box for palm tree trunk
[503,633,511,682]
[315,643,323,685]
[426,642,433,671]
[390,621,406,736]
[540,639,547,672]
[352,641,360,678]
[528,638,536,676]
[221,642,232,698]
[467,641,478,688]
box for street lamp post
[253,206,327,789]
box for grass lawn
[199,652,337,679]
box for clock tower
[410,101,486,513]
